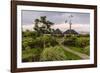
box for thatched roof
[53,29,62,34]
[63,29,78,35]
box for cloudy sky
[22,10,90,33]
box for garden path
[56,38,89,59]
[60,44,89,59]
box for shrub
[48,36,58,47]
[22,48,42,62]
[33,37,44,48]
[84,46,90,55]
[40,46,67,61]
[62,36,89,48]
[75,38,90,48]
[22,34,59,50]
[22,37,33,50]
[63,36,77,46]
[37,35,58,48]
[22,31,37,38]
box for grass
[68,46,90,56]
[40,46,67,61]
[68,46,84,53]
[40,46,81,61]
[22,45,81,62]
[64,36,90,56]
[63,48,81,60]
[84,46,90,55]
[22,34,90,62]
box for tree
[34,19,41,34]
[65,15,73,34]
[34,16,54,34]
[34,16,54,48]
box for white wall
[0,0,99,73]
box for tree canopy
[34,16,54,34]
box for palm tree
[65,15,73,34]
[69,15,73,33]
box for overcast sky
[22,10,90,33]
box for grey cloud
[22,10,90,25]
